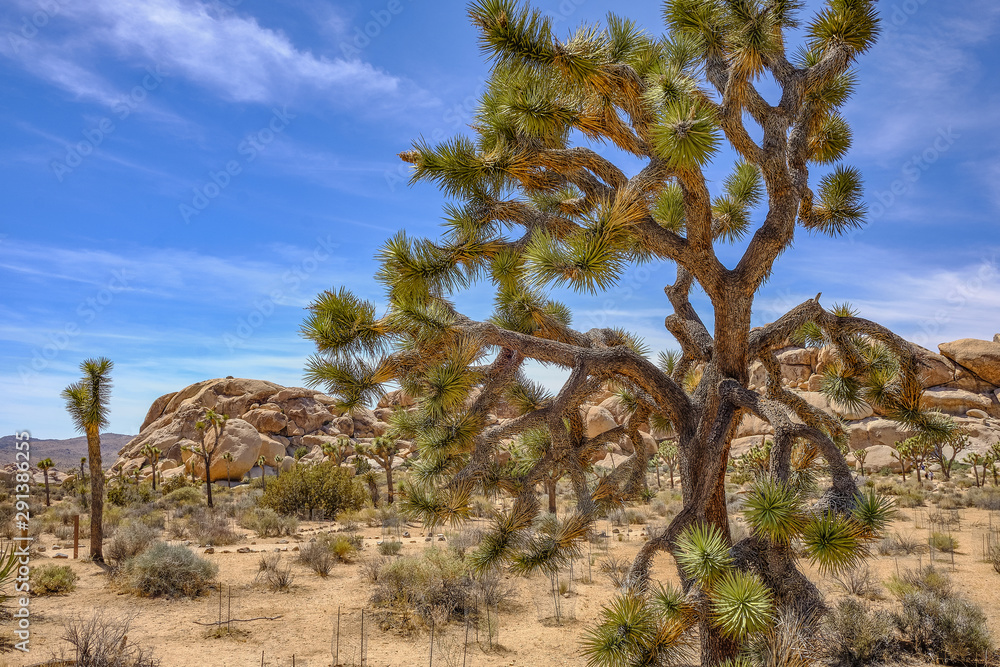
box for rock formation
[111,335,1000,481]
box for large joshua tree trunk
[86,425,104,562]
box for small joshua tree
[658,442,679,489]
[355,457,381,507]
[852,448,868,477]
[929,431,968,481]
[356,437,402,504]
[274,455,284,477]
[256,455,268,491]
[38,458,54,507]
[221,452,234,483]
[141,444,162,491]
[188,409,229,508]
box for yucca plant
[302,1,925,662]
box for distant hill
[0,433,134,471]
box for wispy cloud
[2,0,434,111]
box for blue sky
[2,0,999,439]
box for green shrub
[967,486,1000,510]
[370,548,472,625]
[158,486,202,507]
[822,597,896,666]
[238,507,298,537]
[890,566,993,663]
[259,462,365,520]
[989,543,1000,575]
[106,520,158,567]
[116,542,217,598]
[30,564,77,595]
[107,482,154,507]
[159,473,195,494]
[929,532,958,553]
[378,540,402,556]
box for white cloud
[2,0,432,110]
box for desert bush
[159,473,196,494]
[259,461,366,520]
[890,566,993,663]
[832,566,881,599]
[822,597,896,666]
[744,607,821,667]
[927,510,961,527]
[105,520,158,567]
[258,555,293,592]
[30,564,77,595]
[447,529,482,558]
[187,509,241,546]
[158,486,202,507]
[63,610,159,667]
[360,555,391,584]
[298,541,334,577]
[54,524,74,541]
[378,540,402,556]
[115,542,217,598]
[370,548,473,624]
[238,507,298,537]
[107,482,154,508]
[988,543,1000,575]
[599,555,630,588]
[967,486,1000,510]
[929,532,958,553]
[877,532,926,556]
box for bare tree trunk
[385,463,394,505]
[43,472,50,507]
[204,453,214,508]
[86,426,104,562]
[547,478,557,514]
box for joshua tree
[852,447,868,477]
[928,431,968,481]
[357,437,403,504]
[38,458,54,507]
[355,456,381,508]
[222,452,234,483]
[273,454,284,477]
[301,2,934,661]
[61,356,113,562]
[968,453,987,488]
[256,455,268,491]
[141,444,162,491]
[188,408,229,508]
[658,442,679,489]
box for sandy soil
[6,504,1000,667]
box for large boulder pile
[112,378,402,483]
[115,335,1000,481]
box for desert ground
[4,469,1000,667]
